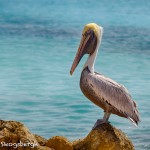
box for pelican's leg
[92,112,110,129]
[103,111,110,122]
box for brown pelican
[70,23,140,128]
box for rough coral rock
[0,120,51,150]
[73,123,135,150]
[46,136,73,150]
[34,134,47,146]
[0,120,134,150]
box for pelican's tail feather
[128,117,138,127]
[128,104,140,127]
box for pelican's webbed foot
[92,119,110,129]
[92,112,111,129]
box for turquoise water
[0,0,150,149]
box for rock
[73,123,134,150]
[34,134,47,146]
[0,120,38,150]
[46,136,73,150]
[34,135,52,150]
[36,146,54,150]
[0,120,135,150]
[0,120,52,150]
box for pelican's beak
[70,33,91,75]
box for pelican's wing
[90,72,140,125]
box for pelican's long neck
[83,31,102,74]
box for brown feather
[80,67,140,125]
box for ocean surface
[0,0,150,149]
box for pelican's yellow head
[70,23,103,75]
[83,23,102,39]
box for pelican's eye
[85,30,92,36]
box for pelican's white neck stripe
[83,26,103,74]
